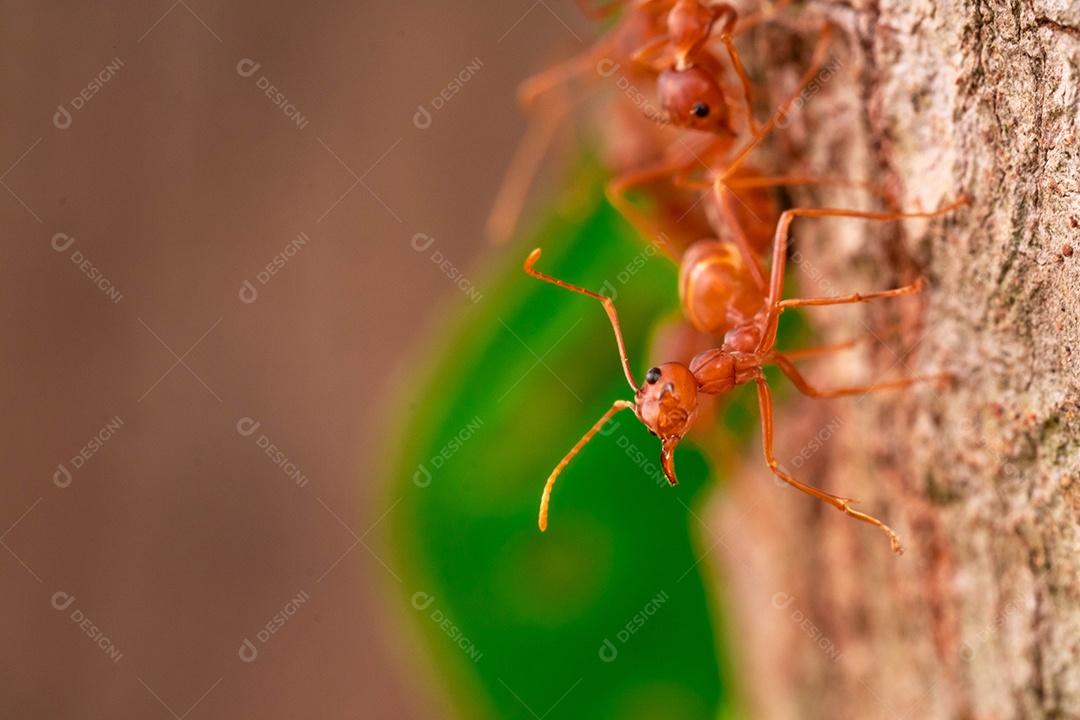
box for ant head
[657,66,733,135]
[634,362,700,485]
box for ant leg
[777,278,924,309]
[723,174,899,211]
[754,373,905,553]
[719,34,758,134]
[756,197,971,353]
[524,248,640,391]
[732,0,794,34]
[517,47,605,110]
[606,159,699,263]
[486,90,573,245]
[631,35,676,72]
[768,352,949,398]
[777,334,879,361]
[715,187,770,291]
[777,321,906,360]
[718,24,834,186]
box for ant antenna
[525,248,644,530]
[538,400,635,531]
[524,248,639,390]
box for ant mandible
[525,195,970,554]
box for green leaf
[386,165,733,719]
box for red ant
[489,0,788,244]
[525,195,970,554]
[605,21,842,269]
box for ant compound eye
[646,367,662,384]
[690,102,710,118]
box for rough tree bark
[710,2,1080,719]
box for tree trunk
[711,2,1080,718]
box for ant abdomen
[679,239,760,336]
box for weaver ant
[489,0,788,244]
[604,19,844,271]
[525,195,969,554]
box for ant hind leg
[754,374,905,553]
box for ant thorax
[689,348,759,395]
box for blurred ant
[488,0,789,244]
[525,194,970,554]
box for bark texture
[712,2,1080,718]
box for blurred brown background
[0,2,589,717]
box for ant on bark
[489,0,788,244]
[525,193,970,554]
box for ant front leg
[606,159,699,263]
[731,0,794,35]
[722,174,899,212]
[486,88,574,245]
[753,372,905,553]
[768,352,951,398]
[517,46,607,110]
[774,328,895,361]
[631,35,676,73]
[716,34,758,134]
[718,24,834,186]
[755,198,971,353]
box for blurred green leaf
[387,166,732,719]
